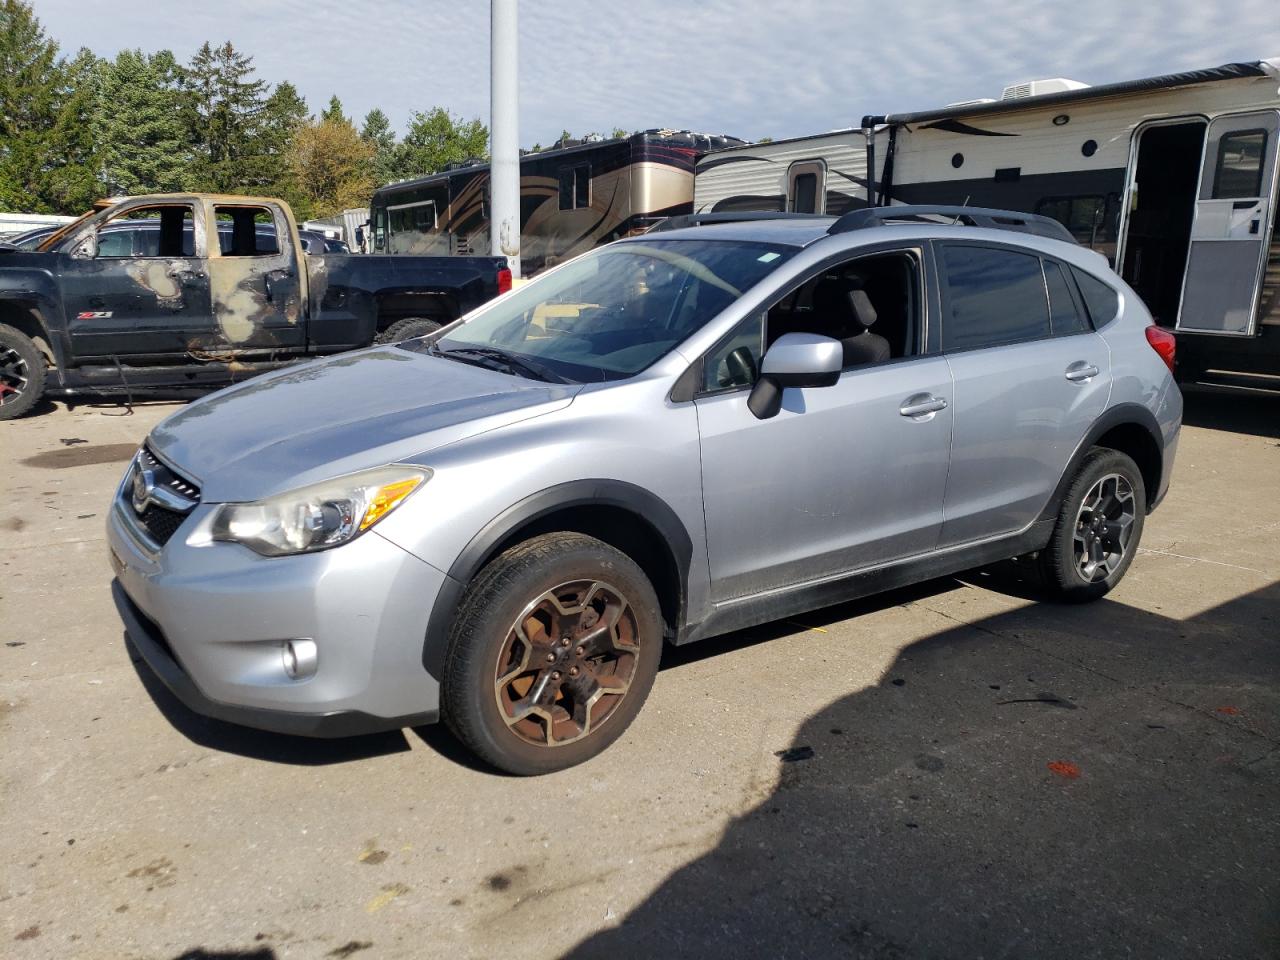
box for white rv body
[693,130,869,216]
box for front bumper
[107,488,448,738]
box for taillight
[1145,325,1176,373]
[497,267,512,295]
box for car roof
[633,217,839,247]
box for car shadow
[125,636,412,766]
[1180,383,1280,439]
[565,582,1280,960]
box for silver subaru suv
[108,206,1182,775]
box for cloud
[36,0,1280,146]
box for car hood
[148,346,581,502]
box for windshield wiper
[433,345,574,384]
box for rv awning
[866,60,1276,127]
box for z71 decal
[76,311,113,319]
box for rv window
[1212,129,1267,199]
[1043,260,1090,335]
[1034,195,1118,255]
[1070,266,1120,327]
[940,245,1050,351]
[558,164,591,210]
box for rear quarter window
[1070,266,1120,327]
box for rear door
[937,242,1111,548]
[203,201,305,353]
[1176,111,1280,335]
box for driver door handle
[1065,362,1099,382]
[899,394,948,418]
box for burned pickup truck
[0,194,510,419]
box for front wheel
[0,324,47,421]
[1036,448,1146,602]
[442,533,663,775]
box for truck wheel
[376,318,442,344]
[0,324,47,421]
[1036,448,1146,603]
[442,532,663,776]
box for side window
[940,245,1050,351]
[701,314,763,393]
[1035,194,1120,261]
[1070,266,1120,327]
[767,250,921,367]
[214,205,279,257]
[1043,260,1090,335]
[96,204,194,258]
[558,164,590,210]
[1212,129,1267,199]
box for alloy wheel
[493,579,641,747]
[1073,473,1136,583]
[0,346,28,407]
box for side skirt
[677,520,1054,646]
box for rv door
[1176,111,1280,336]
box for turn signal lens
[1145,325,1176,373]
[497,267,513,295]
[359,477,424,531]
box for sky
[34,0,1280,146]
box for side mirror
[748,332,843,419]
[70,232,97,260]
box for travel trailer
[866,57,1280,381]
[370,130,742,275]
[692,129,869,216]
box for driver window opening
[701,251,921,394]
[97,204,195,258]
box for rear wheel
[1036,448,1146,602]
[442,532,663,775]
[0,324,46,421]
[375,317,442,344]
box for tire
[375,317,442,344]
[1036,447,1146,603]
[442,532,663,775]
[0,324,47,421]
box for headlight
[193,465,431,557]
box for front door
[1176,111,1280,335]
[60,201,214,361]
[694,248,952,602]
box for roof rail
[647,211,829,233]
[827,205,1077,243]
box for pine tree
[398,107,488,178]
[182,40,267,191]
[320,94,347,126]
[258,80,309,196]
[360,108,398,184]
[0,1,99,211]
[96,49,189,195]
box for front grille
[138,503,188,546]
[123,445,201,549]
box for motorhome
[369,130,742,275]
[692,129,869,216]
[870,57,1280,381]
[693,58,1280,381]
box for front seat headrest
[848,289,878,330]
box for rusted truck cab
[0,193,510,418]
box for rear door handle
[899,394,948,418]
[1065,362,1100,382]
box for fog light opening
[281,639,318,680]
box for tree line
[0,0,491,220]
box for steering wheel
[723,346,758,387]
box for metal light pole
[490,0,521,278]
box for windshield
[424,239,795,382]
